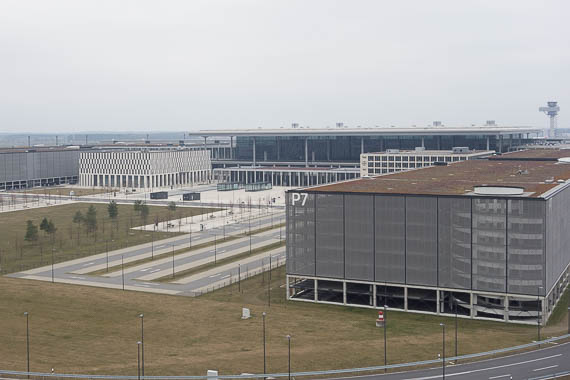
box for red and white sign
[376,310,384,323]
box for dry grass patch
[1,266,568,377]
[0,202,217,274]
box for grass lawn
[0,202,217,274]
[16,187,110,197]
[0,267,567,377]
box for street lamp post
[286,335,291,380]
[121,255,125,291]
[51,248,55,283]
[262,312,267,377]
[137,341,142,380]
[106,240,109,272]
[151,231,154,260]
[538,286,543,346]
[455,300,458,360]
[189,228,192,250]
[383,304,387,372]
[440,323,446,380]
[139,314,145,378]
[214,234,217,265]
[172,245,175,278]
[238,264,241,292]
[24,312,29,378]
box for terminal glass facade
[235,135,522,163]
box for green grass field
[0,267,568,377]
[0,202,217,274]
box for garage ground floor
[287,264,570,325]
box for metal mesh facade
[286,190,566,297]
[286,192,316,276]
[508,199,545,295]
[472,198,507,293]
[406,197,438,286]
[345,195,374,281]
[438,197,472,289]
[315,194,344,278]
[375,196,406,283]
[546,186,570,292]
[0,150,79,183]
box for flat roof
[0,146,83,153]
[364,150,493,155]
[190,126,540,137]
[489,148,570,161]
[302,159,570,198]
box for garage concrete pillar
[314,279,318,302]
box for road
[8,212,285,296]
[329,341,570,380]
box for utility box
[150,191,168,200]
[183,192,200,201]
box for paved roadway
[8,212,285,296]
[330,341,570,380]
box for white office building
[360,147,494,177]
[79,149,212,189]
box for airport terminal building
[286,150,570,324]
[191,124,540,187]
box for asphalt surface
[8,212,285,295]
[329,341,570,380]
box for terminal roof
[190,126,540,137]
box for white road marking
[489,375,511,379]
[70,276,85,280]
[150,269,161,273]
[533,365,558,371]
[411,354,562,379]
[82,262,95,266]
[209,274,221,278]
[140,268,150,272]
[221,274,230,279]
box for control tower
[539,101,560,138]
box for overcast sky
[0,0,568,133]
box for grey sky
[0,0,568,133]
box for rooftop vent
[473,186,524,195]
[432,121,443,127]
